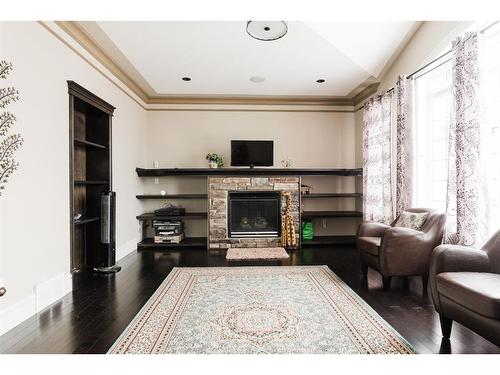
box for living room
[1,0,499,372]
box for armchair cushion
[357,236,381,256]
[394,211,428,230]
[436,272,500,319]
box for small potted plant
[206,153,224,169]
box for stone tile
[274,183,299,191]
[248,185,274,190]
[251,177,269,186]
[210,219,227,227]
[210,191,227,199]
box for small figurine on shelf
[281,158,292,168]
[206,153,224,169]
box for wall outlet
[322,219,327,229]
[154,177,159,185]
[153,161,159,168]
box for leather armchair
[430,230,500,346]
[357,208,446,292]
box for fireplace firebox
[228,191,281,238]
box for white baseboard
[0,294,36,336]
[0,272,72,337]
[34,272,72,312]
[116,238,138,261]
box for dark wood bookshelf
[301,193,362,198]
[136,167,363,177]
[138,237,207,250]
[136,194,208,200]
[301,235,357,246]
[74,217,100,226]
[136,212,208,221]
[301,210,363,218]
[74,138,108,150]
[69,80,114,272]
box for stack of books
[153,220,185,244]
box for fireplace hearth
[228,191,281,238]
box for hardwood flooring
[0,245,499,354]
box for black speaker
[94,191,121,273]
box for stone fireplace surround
[208,176,300,249]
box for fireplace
[228,191,281,238]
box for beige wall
[146,110,356,168]
[0,22,147,333]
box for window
[413,57,453,212]
[413,23,500,241]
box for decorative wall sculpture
[0,60,23,196]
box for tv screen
[231,140,274,167]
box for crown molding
[352,83,380,106]
[147,95,354,106]
[55,21,150,103]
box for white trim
[116,238,138,261]
[0,273,72,337]
[34,273,72,312]
[0,294,36,337]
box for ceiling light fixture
[246,21,288,41]
[182,77,191,81]
[316,79,325,83]
[249,76,265,83]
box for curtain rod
[406,22,499,80]
[406,50,452,80]
[359,21,500,110]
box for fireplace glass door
[228,191,281,237]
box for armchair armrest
[430,244,490,276]
[357,221,390,238]
[429,244,490,312]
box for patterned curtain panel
[445,33,482,246]
[395,75,414,216]
[362,92,394,224]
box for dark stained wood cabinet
[68,81,115,272]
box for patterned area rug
[109,266,414,354]
[226,247,290,260]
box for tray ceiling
[71,21,419,101]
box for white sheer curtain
[362,92,394,224]
[395,75,414,216]
[445,31,500,247]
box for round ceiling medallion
[246,21,288,41]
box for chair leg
[403,276,410,291]
[360,262,368,287]
[361,262,368,279]
[439,314,453,339]
[422,274,429,296]
[382,276,392,291]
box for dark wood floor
[1,245,499,354]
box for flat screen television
[231,140,274,167]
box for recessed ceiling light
[182,77,191,81]
[246,21,288,41]
[316,79,325,83]
[250,76,265,83]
